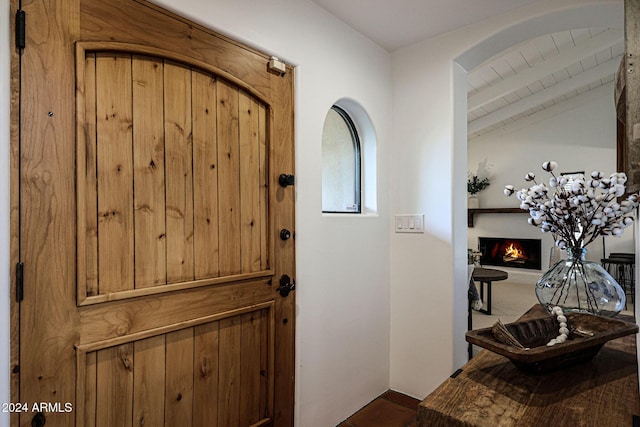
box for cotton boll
[571,181,583,193]
[614,184,625,197]
[525,172,535,181]
[527,217,542,226]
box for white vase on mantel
[468,195,480,209]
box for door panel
[78,50,271,302]
[14,1,295,426]
[79,307,272,426]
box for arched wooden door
[11,1,295,426]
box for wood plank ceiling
[467,27,623,138]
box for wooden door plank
[84,352,98,427]
[165,328,194,427]
[217,81,242,276]
[132,55,167,288]
[95,52,135,294]
[83,53,99,297]
[259,104,269,271]
[193,322,220,426]
[270,65,296,427]
[133,335,166,427]
[218,315,242,426]
[18,0,80,424]
[192,71,220,280]
[96,344,134,427]
[239,93,262,273]
[240,311,263,425]
[79,279,273,344]
[260,308,272,419]
[9,0,19,422]
[164,62,195,283]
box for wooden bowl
[466,313,638,374]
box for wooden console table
[418,305,640,426]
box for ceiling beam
[468,29,622,112]
[468,56,620,134]
[469,82,614,140]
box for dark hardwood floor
[337,390,419,427]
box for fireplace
[478,237,542,270]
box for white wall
[1,1,392,426]
[469,82,634,283]
[390,0,623,399]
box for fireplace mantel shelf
[468,208,526,228]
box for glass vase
[535,247,626,317]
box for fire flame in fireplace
[504,243,525,261]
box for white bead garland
[546,306,569,346]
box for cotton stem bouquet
[504,161,638,249]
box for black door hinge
[16,262,23,303]
[15,10,26,50]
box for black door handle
[277,275,295,297]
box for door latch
[280,229,292,240]
[278,174,295,187]
[277,274,295,297]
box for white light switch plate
[394,214,424,233]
